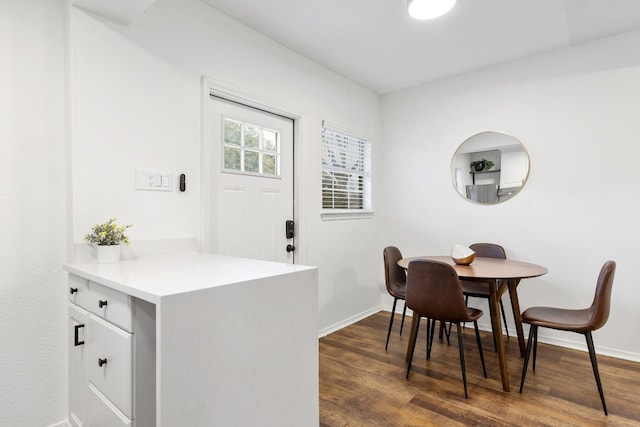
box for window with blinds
[321,123,371,210]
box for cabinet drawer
[86,383,133,427]
[87,314,133,419]
[68,275,91,310]
[90,281,133,332]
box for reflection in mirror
[451,131,530,204]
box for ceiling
[200,0,640,94]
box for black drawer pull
[70,287,78,295]
[98,358,108,367]
[98,300,108,308]
[74,324,85,346]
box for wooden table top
[397,256,548,280]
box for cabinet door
[87,314,133,419]
[86,383,133,427]
[68,302,88,427]
[500,150,528,188]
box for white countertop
[63,251,317,304]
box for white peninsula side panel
[158,269,319,425]
[64,252,319,426]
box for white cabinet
[64,252,319,426]
[67,275,155,427]
[500,150,528,189]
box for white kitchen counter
[64,252,319,426]
[64,251,317,303]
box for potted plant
[84,218,132,263]
[470,159,495,172]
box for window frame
[321,122,373,220]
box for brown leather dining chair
[519,261,616,415]
[460,243,510,347]
[405,259,487,398]
[383,246,407,350]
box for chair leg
[385,298,398,350]
[455,323,469,398]
[499,299,510,339]
[532,325,538,371]
[519,325,537,393]
[406,316,421,378]
[463,296,469,329]
[427,319,436,360]
[399,301,407,336]
[425,318,429,360]
[443,321,451,344]
[585,332,608,415]
[473,320,487,378]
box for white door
[208,96,295,264]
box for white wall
[0,0,68,425]
[69,0,382,333]
[380,29,640,360]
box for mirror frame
[451,131,530,205]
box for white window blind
[322,122,371,210]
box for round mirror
[451,131,530,204]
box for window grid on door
[223,118,280,177]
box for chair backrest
[588,261,616,331]
[406,260,471,322]
[470,243,506,259]
[383,246,406,298]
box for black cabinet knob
[286,244,296,253]
[98,300,108,308]
[98,358,108,367]
[70,288,78,295]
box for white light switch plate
[136,171,173,192]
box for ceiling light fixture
[407,0,456,20]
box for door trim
[201,77,302,262]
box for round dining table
[398,255,548,392]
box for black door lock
[285,220,295,239]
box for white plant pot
[96,244,121,264]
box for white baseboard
[47,420,70,427]
[318,306,382,338]
[377,307,640,363]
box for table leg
[507,279,526,357]
[406,314,417,363]
[489,279,510,392]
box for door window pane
[264,130,277,152]
[263,154,277,175]
[245,126,259,149]
[222,118,281,177]
[224,120,241,145]
[224,147,241,170]
[245,151,260,173]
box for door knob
[286,244,296,253]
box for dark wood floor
[319,311,640,426]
